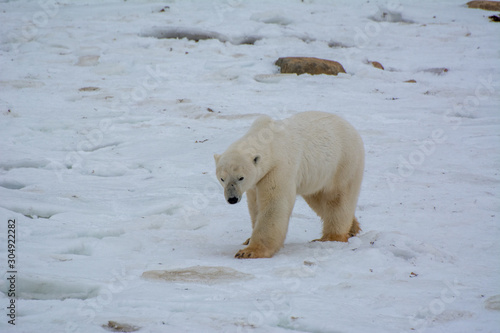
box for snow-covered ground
[1,0,499,332]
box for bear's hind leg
[349,216,361,238]
[304,192,359,243]
[315,216,360,242]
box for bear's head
[214,153,261,205]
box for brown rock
[466,1,500,11]
[103,321,140,332]
[79,86,100,92]
[371,61,384,70]
[404,79,417,83]
[275,57,346,76]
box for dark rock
[275,57,346,76]
[79,87,100,92]
[467,1,500,11]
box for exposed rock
[103,321,140,332]
[422,67,449,75]
[404,79,417,83]
[79,87,100,92]
[275,57,346,76]
[371,61,384,70]
[466,1,500,11]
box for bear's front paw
[235,245,273,259]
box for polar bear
[214,111,364,259]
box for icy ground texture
[0,0,499,332]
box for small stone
[79,87,100,92]
[422,67,449,75]
[404,79,417,83]
[103,321,140,332]
[371,61,384,70]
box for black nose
[228,197,238,204]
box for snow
[0,0,499,332]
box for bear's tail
[348,217,361,238]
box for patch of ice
[0,275,101,300]
[142,266,254,284]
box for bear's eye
[220,178,224,182]
[238,177,244,181]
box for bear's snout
[225,182,241,205]
[227,197,239,204]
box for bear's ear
[214,154,221,164]
[253,155,260,165]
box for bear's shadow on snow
[277,231,454,265]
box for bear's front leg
[235,176,296,259]
[242,188,258,245]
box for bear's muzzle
[225,183,241,204]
